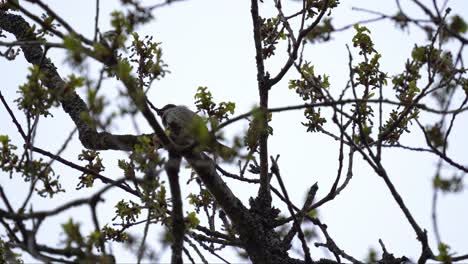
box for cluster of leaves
[349,26,375,143]
[462,78,468,96]
[433,174,463,193]
[449,15,468,34]
[77,150,104,189]
[26,158,64,197]
[92,7,154,75]
[352,24,376,55]
[303,108,326,132]
[289,62,330,101]
[110,10,136,37]
[244,107,273,151]
[380,109,416,145]
[350,25,389,144]
[113,200,141,225]
[96,8,154,67]
[64,10,131,66]
[306,18,334,43]
[382,44,457,145]
[113,54,166,157]
[93,30,123,67]
[1,0,56,37]
[392,12,409,30]
[61,219,89,249]
[194,87,235,123]
[118,0,154,29]
[305,0,340,9]
[259,17,285,59]
[1,135,63,197]
[421,47,458,108]
[193,87,240,159]
[63,34,90,65]
[302,0,340,18]
[0,237,23,264]
[112,29,167,122]
[351,97,375,142]
[438,14,468,43]
[185,212,201,230]
[118,137,169,228]
[0,135,18,173]
[436,242,455,264]
[426,123,446,149]
[61,219,114,262]
[107,183,170,249]
[126,136,164,181]
[392,78,420,107]
[83,84,117,131]
[289,62,330,133]
[16,67,82,117]
[188,188,213,214]
[129,32,168,88]
[101,225,129,243]
[354,53,387,89]
[413,46,455,79]
[145,183,169,224]
[377,50,423,143]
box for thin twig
[270,156,312,263]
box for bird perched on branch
[155,104,235,160]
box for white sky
[1,0,468,263]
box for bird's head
[155,104,177,117]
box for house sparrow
[155,104,235,159]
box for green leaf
[411,46,426,62]
[408,80,420,93]
[186,212,200,229]
[61,218,84,247]
[352,24,375,55]
[116,59,133,81]
[307,209,317,218]
[450,15,467,34]
[0,135,9,145]
[63,34,82,51]
[436,242,453,264]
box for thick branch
[0,11,152,151]
[250,0,272,209]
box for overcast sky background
[1,0,468,263]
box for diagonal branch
[268,0,330,87]
[0,11,153,151]
[270,156,312,263]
